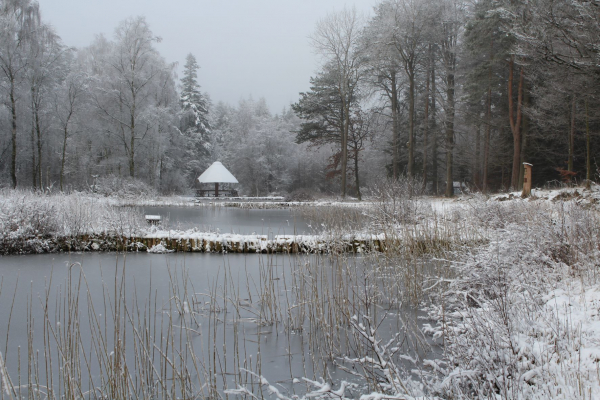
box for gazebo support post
[215,182,219,197]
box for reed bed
[0,250,441,399]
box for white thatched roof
[197,162,239,184]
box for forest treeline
[0,0,598,197]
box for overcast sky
[35,0,378,113]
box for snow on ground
[537,282,600,397]
[420,191,600,399]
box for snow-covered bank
[139,230,388,253]
[419,194,600,399]
[0,190,146,254]
[109,194,371,209]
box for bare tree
[388,0,429,179]
[311,7,363,198]
[439,0,462,197]
[27,23,64,189]
[54,66,86,191]
[93,16,165,178]
[0,0,39,188]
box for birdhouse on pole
[522,163,532,198]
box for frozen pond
[0,252,326,397]
[0,251,435,398]
[0,247,436,398]
[142,206,314,236]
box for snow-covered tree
[27,22,65,190]
[179,53,211,182]
[310,7,364,198]
[91,16,174,179]
[0,0,40,188]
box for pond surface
[142,206,315,236]
[0,249,437,398]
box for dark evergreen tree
[292,65,366,197]
[179,53,211,183]
[292,67,344,149]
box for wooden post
[215,182,219,197]
[522,163,532,198]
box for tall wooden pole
[522,163,532,198]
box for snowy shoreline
[0,231,390,255]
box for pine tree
[179,53,211,182]
[180,54,210,148]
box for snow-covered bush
[0,190,145,253]
[421,199,600,399]
[92,175,158,199]
[0,194,60,238]
[367,176,422,226]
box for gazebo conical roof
[197,162,239,184]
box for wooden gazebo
[196,161,239,197]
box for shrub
[92,175,158,199]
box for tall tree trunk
[422,56,430,192]
[519,85,530,189]
[585,98,591,189]
[159,156,163,190]
[130,108,135,178]
[483,118,491,193]
[483,37,493,193]
[341,93,350,198]
[60,126,68,192]
[508,56,524,190]
[354,146,361,201]
[443,25,456,198]
[568,95,575,173]
[10,76,17,189]
[35,105,42,190]
[431,59,438,195]
[474,125,481,189]
[391,72,399,180]
[31,105,36,189]
[444,70,455,198]
[408,65,415,178]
